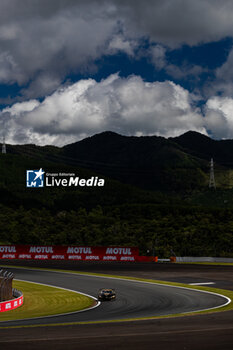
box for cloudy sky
[1,0,233,145]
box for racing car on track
[98,288,116,301]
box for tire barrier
[0,269,23,313]
[0,289,23,313]
[0,269,14,301]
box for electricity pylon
[209,158,216,189]
[2,136,6,154]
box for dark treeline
[0,143,233,258]
[0,203,232,258]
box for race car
[97,288,116,301]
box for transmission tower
[209,158,216,189]
[2,136,6,154]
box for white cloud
[216,48,233,81]
[149,45,207,79]
[0,1,117,96]
[3,100,40,115]
[2,74,206,145]
[205,96,233,138]
[166,64,207,80]
[150,45,167,69]
[0,0,232,97]
[0,52,24,84]
[116,0,233,47]
[107,35,137,56]
[205,47,233,98]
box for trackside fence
[175,257,233,263]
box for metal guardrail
[0,269,14,301]
[176,257,233,263]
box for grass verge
[0,279,94,322]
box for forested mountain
[62,131,209,191]
[5,130,233,191]
[172,131,233,166]
[0,130,233,256]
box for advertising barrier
[0,294,23,312]
[136,256,156,262]
[0,245,140,262]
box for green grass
[0,280,94,322]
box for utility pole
[2,136,6,154]
[209,158,216,189]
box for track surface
[0,267,228,327]
[0,262,233,349]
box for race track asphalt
[0,267,228,327]
[0,263,233,350]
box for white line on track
[0,278,101,323]
[189,282,215,286]
[68,271,230,314]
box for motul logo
[103,256,117,260]
[29,246,53,253]
[67,247,92,254]
[105,248,132,255]
[0,246,16,253]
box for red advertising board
[0,294,24,312]
[0,245,139,261]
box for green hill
[0,131,232,257]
